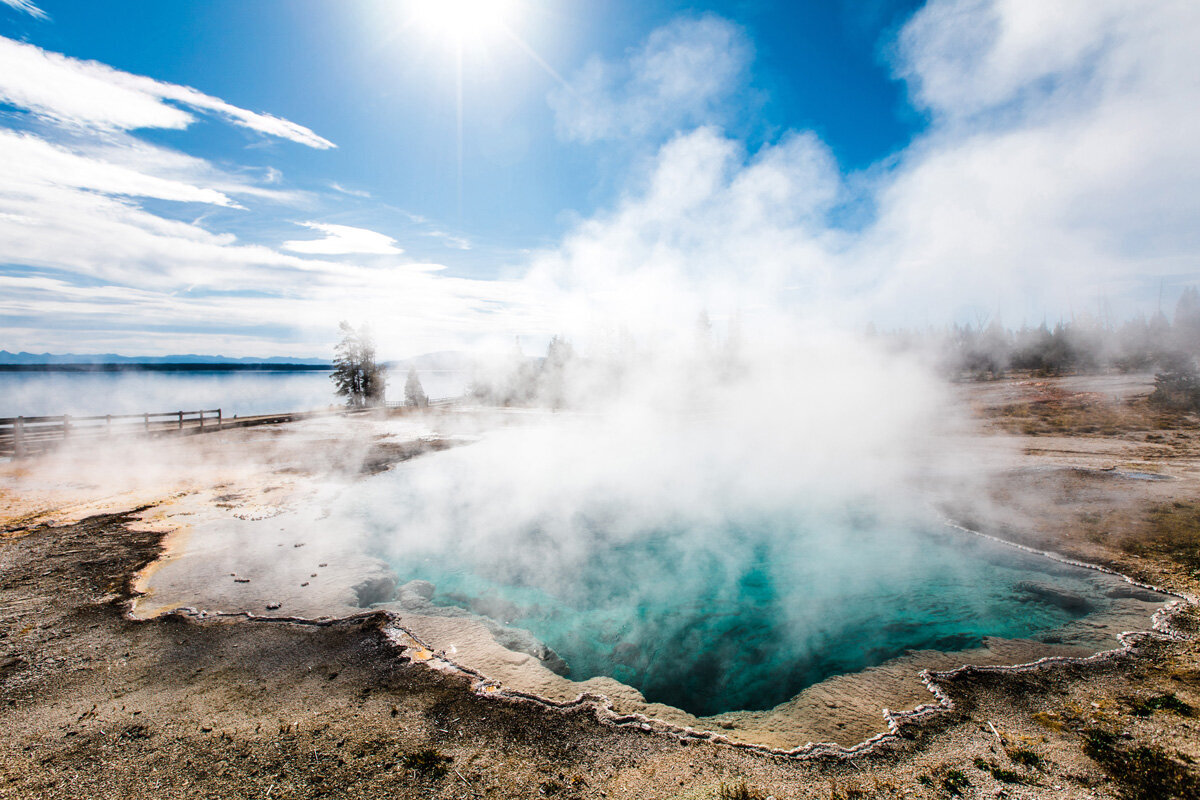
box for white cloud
[0,34,544,358]
[530,2,1200,338]
[0,130,239,207]
[1,0,46,19]
[7,3,1200,360]
[77,139,309,205]
[282,222,404,255]
[860,0,1200,322]
[0,36,334,148]
[549,14,753,143]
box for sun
[408,0,516,47]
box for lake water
[0,370,469,418]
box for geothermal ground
[2,375,1200,799]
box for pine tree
[330,321,386,407]
[404,366,428,408]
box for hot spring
[334,418,1168,734]
[378,503,1157,719]
[128,409,1172,749]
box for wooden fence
[383,397,459,410]
[0,409,221,458]
[1,399,468,459]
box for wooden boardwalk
[1,399,464,459]
[0,408,321,458]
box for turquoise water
[385,509,1137,717]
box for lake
[0,370,469,418]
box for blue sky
[1,0,1197,357]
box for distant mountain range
[0,350,473,371]
[0,350,329,366]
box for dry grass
[990,394,1197,438]
[1119,500,1200,578]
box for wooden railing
[0,409,221,458]
[384,396,460,410]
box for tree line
[331,288,1200,413]
[881,288,1200,409]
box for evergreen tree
[1150,352,1200,411]
[539,335,574,410]
[404,366,429,408]
[1173,286,1200,353]
[330,321,386,407]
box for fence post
[106,414,112,437]
[217,409,222,430]
[178,411,183,430]
[62,414,71,440]
[14,417,24,459]
[199,410,205,430]
[144,413,150,433]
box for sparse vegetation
[1032,711,1066,731]
[828,780,869,799]
[1125,692,1195,718]
[1005,747,1043,769]
[940,768,970,796]
[974,756,1024,783]
[1123,500,1200,576]
[916,767,970,796]
[1082,728,1200,800]
[718,781,770,800]
[400,747,452,780]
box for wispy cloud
[549,14,753,144]
[0,0,46,20]
[0,130,240,207]
[329,182,371,198]
[427,229,472,250]
[282,222,404,255]
[0,34,540,358]
[392,209,472,251]
[0,36,334,148]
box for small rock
[318,563,328,568]
[266,602,281,610]
[233,578,250,583]
[293,543,305,548]
[301,582,309,587]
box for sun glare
[409,0,516,47]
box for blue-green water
[384,510,1137,717]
